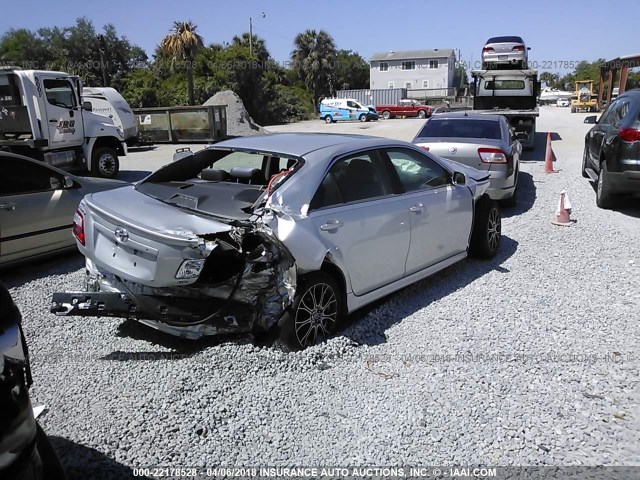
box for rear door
[0,156,79,264]
[588,99,622,167]
[381,147,473,274]
[307,149,411,296]
[41,77,85,148]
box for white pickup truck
[471,69,540,150]
[0,69,126,178]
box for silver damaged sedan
[51,133,501,350]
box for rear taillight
[482,46,494,53]
[73,208,85,245]
[619,128,640,142]
[478,148,507,163]
[512,45,525,52]
[419,146,430,152]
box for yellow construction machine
[571,80,598,112]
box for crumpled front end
[51,208,296,339]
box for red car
[376,99,432,119]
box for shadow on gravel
[587,185,640,218]
[0,253,84,289]
[50,435,136,480]
[117,170,152,183]
[521,132,555,162]
[109,318,253,357]
[340,235,519,347]
[502,171,536,219]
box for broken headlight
[175,259,205,279]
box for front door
[41,77,85,148]
[382,147,473,274]
[307,149,411,296]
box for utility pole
[249,12,266,57]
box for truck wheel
[92,146,119,178]
[277,272,342,351]
[418,110,427,119]
[596,160,616,209]
[382,110,391,120]
[359,113,368,122]
[324,115,333,124]
[469,197,501,259]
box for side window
[309,151,392,209]
[0,157,61,195]
[385,148,450,192]
[599,100,619,124]
[613,101,630,124]
[43,79,77,109]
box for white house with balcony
[370,49,457,97]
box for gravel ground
[3,106,639,477]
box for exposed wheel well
[93,137,125,156]
[311,258,348,314]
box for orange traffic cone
[551,191,576,226]
[544,132,558,173]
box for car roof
[486,36,525,44]
[209,133,407,158]
[428,112,504,122]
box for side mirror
[452,172,466,185]
[64,176,75,188]
[584,115,598,124]
[82,101,92,111]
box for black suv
[583,89,640,208]
[0,283,65,479]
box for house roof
[370,49,455,62]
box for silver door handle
[0,203,16,211]
[409,204,424,213]
[320,220,344,231]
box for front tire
[417,109,427,119]
[359,113,367,122]
[91,146,119,179]
[382,110,391,120]
[278,272,342,351]
[324,115,333,124]
[469,197,501,259]
[596,160,616,209]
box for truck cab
[0,69,126,178]
[471,69,540,149]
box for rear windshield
[486,36,524,44]
[484,80,525,90]
[417,119,502,140]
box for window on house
[429,60,439,69]
[388,82,395,89]
[401,61,415,70]
[379,62,389,72]
[422,80,430,89]
[405,82,412,89]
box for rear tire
[277,272,342,351]
[324,115,333,124]
[382,110,391,120]
[91,146,119,179]
[596,160,616,209]
[469,197,501,259]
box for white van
[319,97,378,123]
[82,87,138,146]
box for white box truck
[0,69,126,178]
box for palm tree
[231,33,268,61]
[291,29,337,107]
[160,21,204,105]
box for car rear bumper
[485,170,517,200]
[608,170,640,194]
[483,52,526,65]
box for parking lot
[3,106,640,475]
